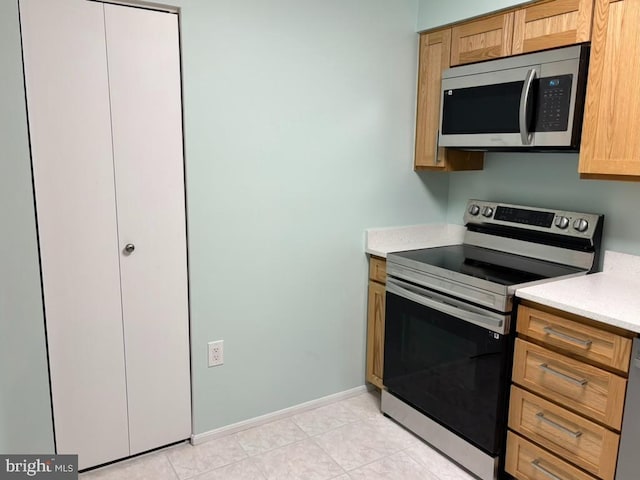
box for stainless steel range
[381,200,603,480]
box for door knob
[124,243,135,254]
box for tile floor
[80,390,475,480]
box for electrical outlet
[208,340,224,367]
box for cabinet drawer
[506,431,598,480]
[512,339,627,430]
[369,256,386,284]
[509,386,619,480]
[517,304,632,373]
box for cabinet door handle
[536,411,583,438]
[543,326,592,348]
[531,459,564,480]
[434,129,441,164]
[539,363,588,386]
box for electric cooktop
[392,244,585,287]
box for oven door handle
[386,278,506,334]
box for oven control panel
[464,200,603,239]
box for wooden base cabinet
[366,257,386,388]
[517,304,632,374]
[509,386,619,480]
[507,302,634,480]
[512,339,627,430]
[506,431,599,480]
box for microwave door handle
[519,68,537,146]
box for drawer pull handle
[536,412,583,438]
[543,326,592,348]
[539,363,588,386]
[531,459,564,480]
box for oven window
[383,292,510,455]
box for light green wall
[174,0,449,434]
[1,0,449,444]
[6,0,640,452]
[417,0,532,31]
[0,0,55,453]
[447,154,640,255]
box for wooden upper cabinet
[513,0,594,54]
[450,12,514,66]
[580,0,640,180]
[414,30,483,171]
[450,0,594,63]
[414,0,597,173]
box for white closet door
[20,0,130,469]
[104,5,191,454]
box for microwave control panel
[535,74,572,132]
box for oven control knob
[482,206,494,218]
[468,204,480,216]
[554,216,570,229]
[573,218,589,232]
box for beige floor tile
[234,418,307,456]
[191,458,266,480]
[292,400,362,436]
[313,416,415,471]
[347,451,436,480]
[339,391,381,421]
[78,390,484,480]
[166,436,247,479]
[252,439,344,480]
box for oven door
[383,277,512,456]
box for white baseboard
[190,385,369,445]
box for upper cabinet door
[512,0,594,55]
[414,30,483,171]
[415,30,450,169]
[579,0,640,179]
[450,12,515,66]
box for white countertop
[365,223,465,258]
[516,251,640,334]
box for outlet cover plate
[208,340,224,367]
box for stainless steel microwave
[438,44,590,151]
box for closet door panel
[104,4,191,454]
[19,0,130,469]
